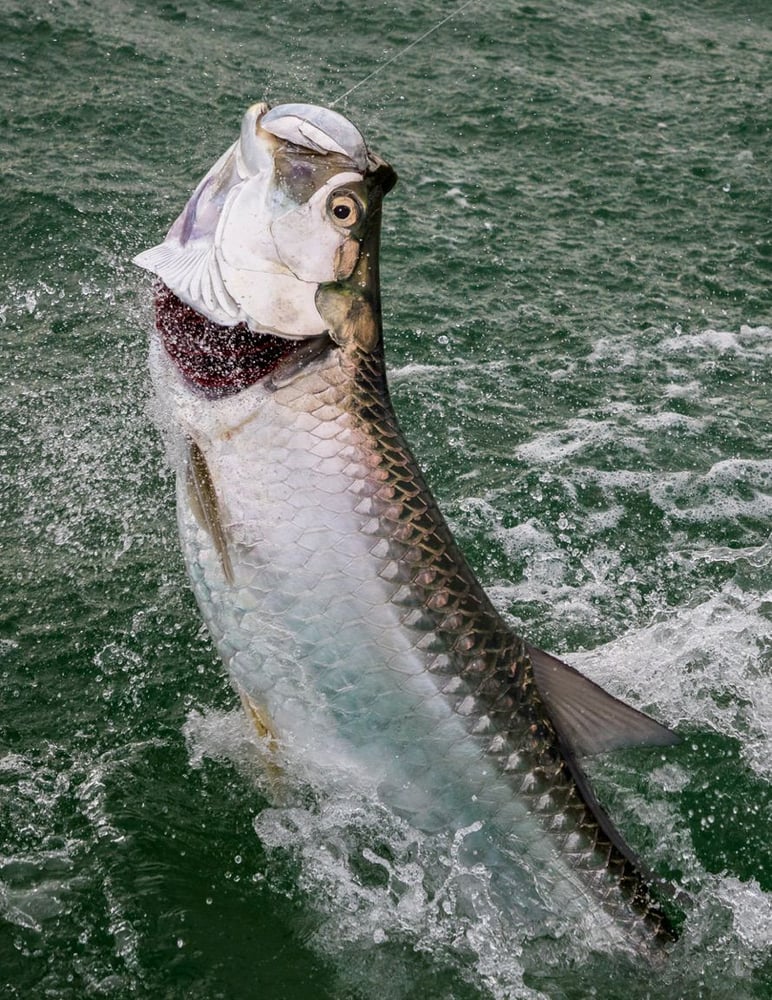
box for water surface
[1,1,770,997]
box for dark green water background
[1,1,770,997]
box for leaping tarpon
[134,101,682,952]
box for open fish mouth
[134,99,685,954]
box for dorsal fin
[528,644,679,758]
[528,643,684,919]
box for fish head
[133,101,396,351]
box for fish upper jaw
[259,102,369,169]
[133,101,395,347]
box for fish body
[136,102,680,950]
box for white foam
[660,325,771,357]
[636,411,705,432]
[184,707,547,997]
[516,415,648,465]
[569,575,772,777]
[184,692,772,998]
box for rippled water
[1,1,770,997]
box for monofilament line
[330,0,479,108]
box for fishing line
[330,0,479,108]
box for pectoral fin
[528,644,679,759]
[238,687,284,789]
[186,441,234,585]
[238,687,279,747]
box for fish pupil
[334,203,351,219]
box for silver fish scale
[176,338,675,946]
[346,348,674,938]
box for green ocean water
[1,0,770,997]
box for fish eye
[328,191,362,228]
